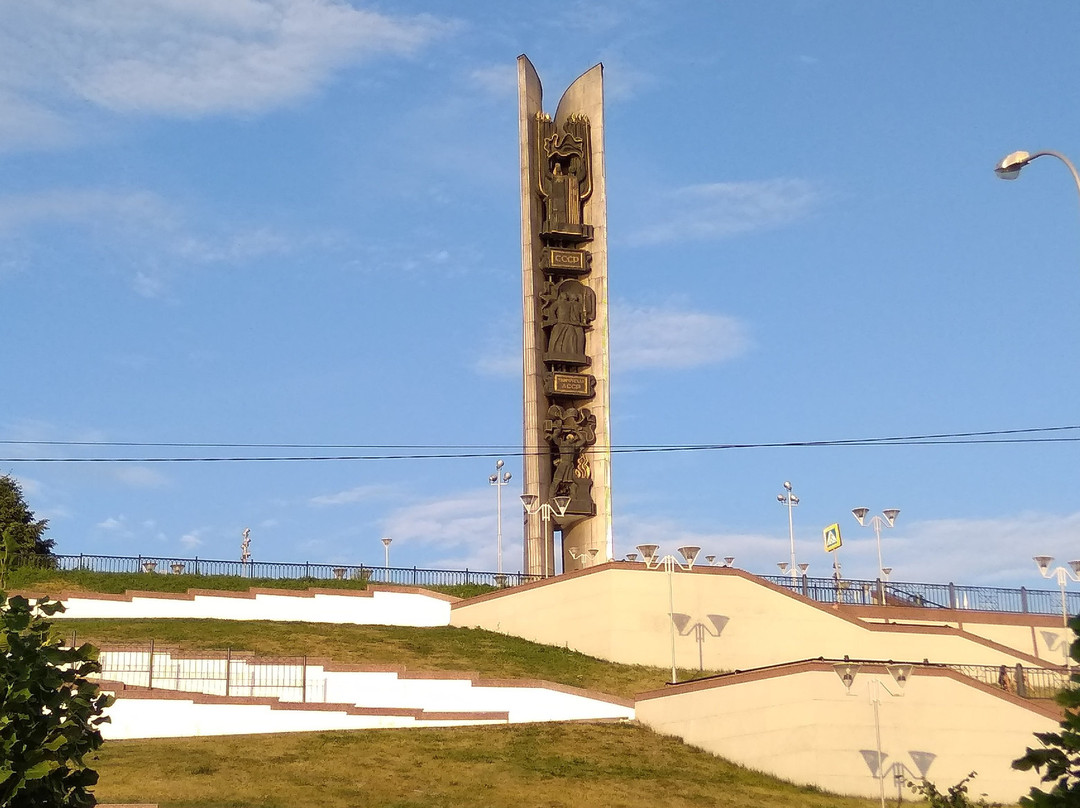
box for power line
[1,424,1078,463]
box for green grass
[59,619,713,699]
[92,723,878,808]
[6,566,494,599]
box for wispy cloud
[473,353,521,378]
[110,466,169,489]
[612,302,750,369]
[0,188,297,296]
[0,0,454,138]
[613,510,1080,589]
[179,530,204,550]
[0,189,176,232]
[381,490,513,570]
[468,64,516,99]
[96,515,128,533]
[887,512,1080,587]
[475,302,749,377]
[628,179,822,245]
[309,484,393,507]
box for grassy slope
[7,566,492,599]
[61,619,713,700]
[94,723,876,808]
[21,571,878,808]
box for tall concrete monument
[518,56,612,576]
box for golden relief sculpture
[536,113,593,242]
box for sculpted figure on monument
[541,279,595,366]
[536,114,593,241]
[543,405,597,500]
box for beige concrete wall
[452,565,1051,672]
[853,606,1070,667]
[960,620,1070,667]
[635,663,1055,804]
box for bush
[0,594,113,807]
[908,772,988,808]
[1013,614,1080,807]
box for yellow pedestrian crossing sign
[823,523,842,552]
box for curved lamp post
[995,150,1080,196]
[488,460,512,575]
[1034,555,1080,625]
[776,481,800,580]
[996,150,1080,233]
[852,507,900,582]
[833,662,913,808]
[637,544,701,683]
[1034,555,1080,667]
[520,494,570,577]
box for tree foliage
[908,772,988,808]
[0,594,113,807]
[0,475,54,559]
[1013,614,1080,807]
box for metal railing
[14,552,1080,615]
[12,553,540,589]
[89,640,324,702]
[947,662,1069,700]
[760,573,1080,616]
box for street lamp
[567,546,599,566]
[1034,555,1080,666]
[776,481,799,581]
[381,537,392,570]
[995,150,1080,208]
[520,493,571,577]
[851,507,900,582]
[832,661,913,808]
[488,460,512,575]
[637,544,701,683]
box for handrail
[11,553,540,589]
[760,573,1080,616]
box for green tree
[0,475,54,559]
[1013,614,1080,807]
[908,772,987,808]
[0,594,113,807]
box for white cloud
[612,302,750,370]
[613,510,1080,590]
[179,530,204,549]
[309,484,391,506]
[110,466,169,488]
[886,512,1080,588]
[468,64,516,98]
[0,0,454,133]
[381,490,515,571]
[472,303,748,376]
[0,90,72,151]
[96,516,127,532]
[0,189,176,233]
[614,515,779,569]
[0,187,297,296]
[628,179,822,245]
[473,353,521,378]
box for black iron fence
[761,573,1080,617]
[15,552,1080,615]
[13,553,539,589]
[947,662,1068,699]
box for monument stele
[518,55,612,576]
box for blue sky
[4,0,1080,590]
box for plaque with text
[541,247,591,275]
[545,372,596,399]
